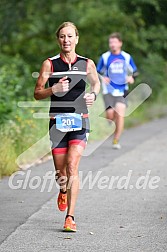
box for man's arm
[130,56,139,78]
[127,56,139,84]
[97,55,110,84]
[97,56,105,74]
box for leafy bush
[0,54,33,123]
[131,53,167,101]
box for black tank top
[48,54,88,116]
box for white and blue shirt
[97,51,137,96]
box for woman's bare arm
[87,59,100,95]
[34,60,53,100]
[84,59,100,106]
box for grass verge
[0,94,167,178]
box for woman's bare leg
[66,145,84,216]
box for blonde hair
[56,22,79,38]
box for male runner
[97,32,138,149]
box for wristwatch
[91,91,97,101]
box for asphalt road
[0,117,167,252]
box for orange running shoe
[57,191,67,211]
[64,216,77,232]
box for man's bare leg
[114,102,126,141]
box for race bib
[55,113,82,132]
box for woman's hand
[52,76,70,94]
[84,93,96,107]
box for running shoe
[112,139,121,149]
[64,216,77,232]
[57,191,67,211]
